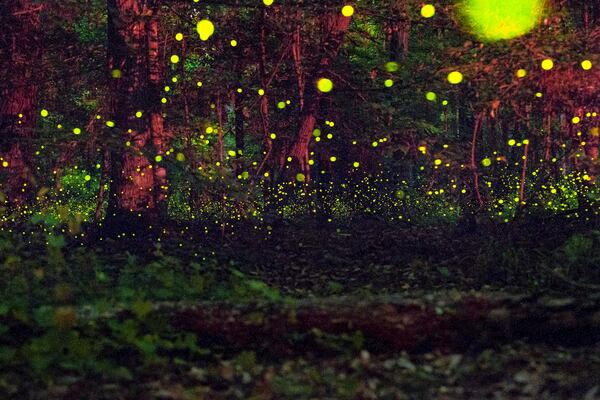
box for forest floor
[2,217,600,399]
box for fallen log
[170,293,600,354]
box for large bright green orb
[460,0,545,42]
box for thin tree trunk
[280,12,351,179]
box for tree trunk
[0,0,42,207]
[105,0,168,228]
[280,12,351,180]
[170,294,600,355]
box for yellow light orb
[84,175,91,181]
[296,173,305,182]
[541,59,553,70]
[196,19,215,41]
[447,71,463,84]
[384,79,394,87]
[341,5,355,17]
[481,158,492,167]
[317,78,333,93]
[385,61,399,72]
[263,0,273,5]
[111,69,122,79]
[175,33,184,41]
[572,116,581,124]
[230,39,238,47]
[135,111,143,118]
[581,60,592,70]
[170,54,180,64]
[353,162,360,168]
[459,0,544,42]
[421,4,435,18]
[330,156,337,162]
[516,69,527,78]
[73,128,81,135]
[425,92,437,101]
[258,88,265,96]
[40,109,49,118]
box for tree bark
[0,0,42,207]
[280,12,351,180]
[105,0,168,227]
[171,294,600,355]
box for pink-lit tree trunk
[280,12,351,180]
[0,0,42,207]
[105,0,169,226]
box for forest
[1,0,600,398]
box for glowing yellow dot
[353,162,360,168]
[523,139,529,145]
[535,92,542,98]
[197,81,203,87]
[106,121,115,128]
[230,39,238,47]
[196,20,215,41]
[313,129,321,137]
[2,161,8,168]
[228,150,236,157]
[385,61,399,72]
[434,159,442,166]
[155,155,163,162]
[572,116,581,124]
[482,158,492,167]
[135,111,143,118]
[277,101,285,109]
[384,79,394,87]
[581,60,592,70]
[206,126,214,134]
[73,128,81,135]
[161,98,167,104]
[296,173,305,182]
[40,109,49,118]
[317,78,333,93]
[258,88,265,96]
[176,153,185,162]
[442,100,448,106]
[170,55,180,64]
[84,175,91,181]
[175,33,184,41]
[372,141,378,147]
[164,86,171,92]
[508,139,516,146]
[421,4,435,18]
[330,156,337,162]
[111,69,122,78]
[263,0,273,5]
[447,71,463,84]
[341,5,354,17]
[516,69,527,78]
[541,59,553,70]
[270,133,277,139]
[425,92,436,101]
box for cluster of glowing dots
[459,0,544,42]
[317,78,333,93]
[197,20,215,41]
